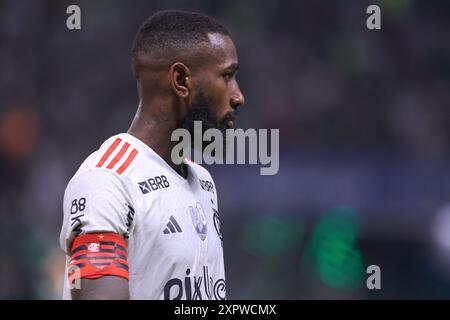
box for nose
[230,86,245,110]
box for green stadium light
[304,206,365,289]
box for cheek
[206,82,230,115]
[214,97,230,121]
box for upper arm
[60,169,136,299]
[60,169,136,246]
[72,276,129,300]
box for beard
[180,89,236,151]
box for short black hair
[132,10,230,61]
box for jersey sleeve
[59,169,136,254]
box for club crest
[188,202,207,241]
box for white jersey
[60,133,226,300]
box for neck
[127,103,187,178]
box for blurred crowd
[0,0,449,299]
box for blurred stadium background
[1,0,450,299]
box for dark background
[0,0,449,299]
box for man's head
[132,10,245,138]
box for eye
[223,72,235,82]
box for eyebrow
[224,63,239,72]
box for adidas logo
[163,216,182,234]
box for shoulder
[71,133,172,183]
[67,133,191,196]
[65,134,148,199]
[74,134,141,179]
[185,158,214,181]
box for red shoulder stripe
[106,142,130,169]
[116,148,139,175]
[95,138,122,168]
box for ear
[170,62,191,98]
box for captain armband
[68,233,129,284]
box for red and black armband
[68,233,129,284]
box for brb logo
[164,266,225,300]
[138,175,170,194]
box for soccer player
[59,10,245,299]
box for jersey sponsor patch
[68,232,129,283]
[138,175,170,194]
[199,179,214,194]
[96,138,139,175]
[213,208,223,247]
[124,203,135,239]
[163,266,226,300]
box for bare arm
[71,276,130,300]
